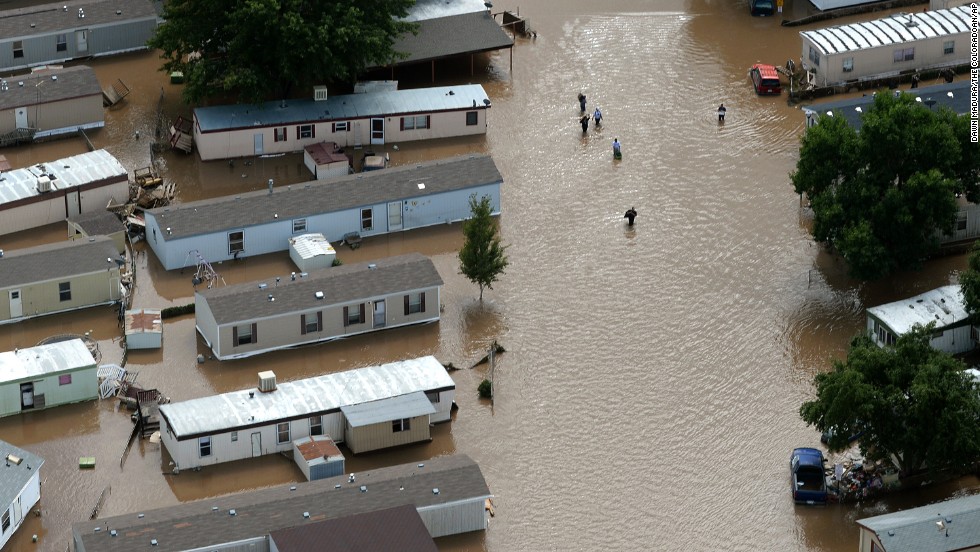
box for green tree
[148,0,418,104]
[800,326,980,477]
[959,242,980,316]
[459,194,508,301]
[791,91,970,280]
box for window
[274,127,286,142]
[228,231,244,254]
[301,312,321,334]
[343,304,365,326]
[943,40,954,55]
[842,57,853,73]
[426,390,441,403]
[893,48,914,62]
[957,213,968,231]
[199,436,212,457]
[808,46,820,67]
[231,431,238,442]
[361,208,373,231]
[12,41,23,59]
[466,111,478,125]
[401,115,429,130]
[405,292,424,315]
[309,416,323,436]
[292,219,307,234]
[1,511,8,533]
[59,374,72,386]
[392,418,411,432]
[234,323,256,346]
[59,282,71,302]
[297,124,315,139]
[873,321,896,346]
[277,422,290,444]
[332,121,349,132]
[56,34,67,52]
[972,326,979,343]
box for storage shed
[866,285,972,354]
[800,6,971,87]
[342,391,436,454]
[0,65,103,139]
[125,308,162,350]
[0,339,98,417]
[303,141,351,180]
[292,435,345,481]
[288,233,336,272]
[0,439,44,551]
[67,208,126,254]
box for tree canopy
[149,0,418,104]
[959,242,980,317]
[799,326,980,477]
[459,194,508,301]
[791,91,977,280]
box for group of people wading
[577,92,634,227]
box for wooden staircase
[169,115,193,153]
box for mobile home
[0,440,44,551]
[0,65,103,139]
[866,285,973,354]
[0,339,98,416]
[857,493,980,552]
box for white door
[13,496,22,527]
[251,432,261,457]
[75,30,88,53]
[20,383,34,409]
[370,118,384,145]
[253,133,263,155]
[373,300,386,328]
[9,290,22,318]
[15,108,27,129]
[387,201,403,231]
[66,190,81,218]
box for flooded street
[1,0,979,550]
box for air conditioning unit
[258,370,277,393]
[314,86,328,102]
[36,175,51,193]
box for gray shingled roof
[0,65,101,111]
[148,154,501,241]
[0,439,44,509]
[67,209,124,237]
[72,454,490,552]
[401,0,489,21]
[857,494,980,552]
[802,81,971,131]
[199,253,442,325]
[0,236,120,289]
[269,504,438,552]
[0,0,159,42]
[387,11,514,66]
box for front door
[387,201,403,231]
[65,190,81,218]
[373,300,386,328]
[13,496,22,527]
[9,290,22,318]
[253,133,264,155]
[14,108,27,129]
[251,432,261,457]
[75,30,88,53]
[370,118,384,145]
[20,383,34,410]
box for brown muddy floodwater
[1,1,978,551]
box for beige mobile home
[0,237,123,324]
[0,339,98,416]
[800,6,971,87]
[0,65,103,139]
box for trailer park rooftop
[0,339,94,385]
[800,6,971,55]
[866,285,968,334]
[0,149,126,207]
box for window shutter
[421,292,426,312]
[400,117,405,131]
[301,314,307,335]
[311,125,315,138]
[424,115,430,129]
[232,326,238,347]
[317,311,323,331]
[296,126,300,140]
[332,123,336,133]
[359,303,365,323]
[404,295,410,316]
[343,306,349,327]
[252,323,257,343]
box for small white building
[288,233,335,272]
[866,285,973,354]
[0,65,104,139]
[0,439,44,551]
[303,142,351,180]
[857,493,980,552]
[124,308,162,350]
[0,339,98,417]
[158,356,455,471]
[292,435,345,481]
[800,7,971,87]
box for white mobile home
[0,65,103,139]
[0,440,44,551]
[866,285,973,354]
[144,154,502,270]
[0,149,128,236]
[0,339,98,417]
[195,253,442,360]
[0,0,160,72]
[0,237,123,324]
[800,6,971,87]
[158,356,455,470]
[192,84,490,160]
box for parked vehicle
[749,64,782,96]
[790,447,829,505]
[749,0,775,16]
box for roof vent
[268,294,274,302]
[116,9,121,15]
[258,371,277,392]
[368,264,377,270]
[359,485,367,493]
[314,86,328,101]
[315,291,324,300]
[303,511,310,518]
[432,488,440,495]
[887,530,895,536]
[258,283,267,289]
[417,463,424,468]
[335,484,341,489]
[110,530,117,537]
[51,75,57,81]
[151,539,158,546]
[138,513,144,518]
[229,509,237,516]
[5,454,22,465]
[212,506,218,512]
[94,527,101,533]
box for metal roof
[294,435,343,462]
[341,391,436,427]
[388,10,514,65]
[0,236,120,289]
[809,0,877,9]
[0,65,101,111]
[0,0,159,42]
[0,149,127,209]
[147,154,502,241]
[72,454,490,552]
[194,84,489,133]
[198,253,442,325]
[866,285,968,335]
[401,0,489,22]
[67,208,124,236]
[801,81,971,130]
[801,6,971,55]
[0,339,96,385]
[269,504,438,552]
[303,142,347,166]
[0,439,44,508]
[288,233,335,261]
[159,356,455,438]
[857,494,980,552]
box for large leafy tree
[459,194,508,301]
[791,91,975,280]
[959,242,980,316]
[800,326,980,477]
[149,0,418,103]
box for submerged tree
[959,242,980,317]
[149,0,418,103]
[459,194,508,301]
[800,325,980,477]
